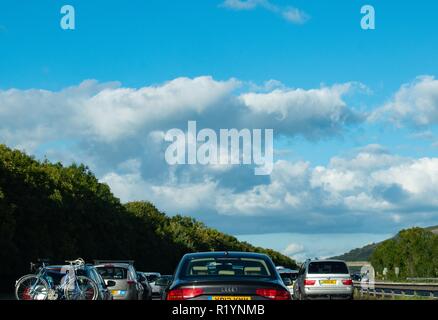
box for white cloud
[239,83,362,138]
[101,169,220,213]
[281,7,310,24]
[283,243,305,256]
[82,76,240,141]
[372,75,438,127]
[221,0,310,24]
[2,76,438,235]
[0,77,360,151]
[212,145,438,221]
[222,0,264,10]
[100,143,431,225]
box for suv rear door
[306,261,351,289]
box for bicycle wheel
[15,275,49,300]
[64,276,99,300]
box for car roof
[182,251,270,259]
[308,259,346,263]
[95,263,131,268]
[277,268,299,274]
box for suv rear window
[308,262,349,274]
[181,257,274,278]
[96,267,128,279]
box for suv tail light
[342,279,353,285]
[127,280,136,285]
[166,288,204,300]
[304,279,316,286]
[256,288,291,300]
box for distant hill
[332,225,438,262]
[425,225,438,234]
[371,227,438,279]
[331,243,379,262]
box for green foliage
[0,144,296,288]
[370,227,438,280]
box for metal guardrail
[354,281,438,299]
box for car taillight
[342,279,353,285]
[304,279,316,286]
[127,280,136,285]
[166,288,204,300]
[256,288,291,300]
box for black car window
[181,257,274,279]
[146,275,159,283]
[96,267,128,279]
[308,262,349,274]
[156,277,172,286]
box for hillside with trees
[0,144,296,291]
[331,243,379,262]
[370,228,438,280]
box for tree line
[370,227,438,280]
[0,144,296,291]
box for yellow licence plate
[320,280,337,285]
[210,296,252,300]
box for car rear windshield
[96,266,128,279]
[308,262,349,274]
[156,277,172,285]
[147,275,159,283]
[180,257,275,279]
[280,273,298,281]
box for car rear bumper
[111,290,137,300]
[304,286,353,298]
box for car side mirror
[106,280,116,287]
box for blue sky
[1,0,438,260]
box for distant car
[293,259,353,300]
[351,273,362,282]
[144,272,161,283]
[151,275,173,300]
[165,251,291,300]
[136,272,152,300]
[277,268,299,294]
[95,261,143,300]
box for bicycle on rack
[15,258,99,300]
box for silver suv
[95,261,143,300]
[293,259,353,300]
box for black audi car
[165,251,291,300]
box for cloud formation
[100,144,438,235]
[0,76,359,150]
[372,75,438,128]
[1,75,438,237]
[221,0,310,24]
